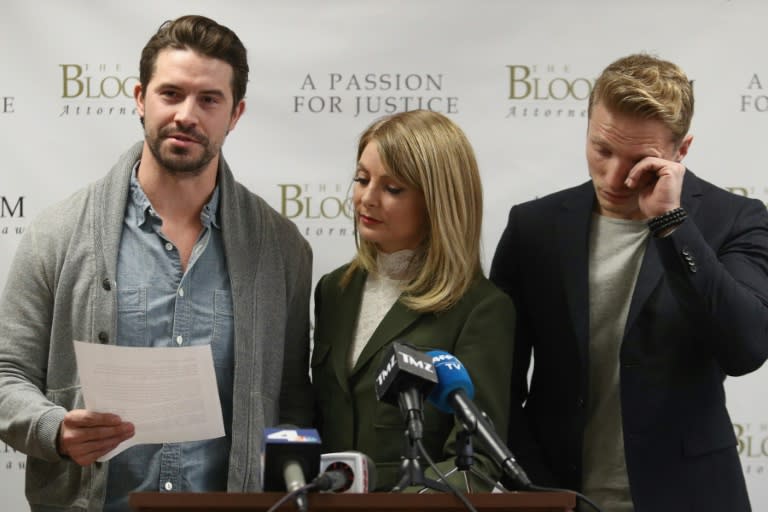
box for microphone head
[262,427,322,491]
[426,350,475,414]
[374,341,438,406]
[319,451,377,492]
[314,469,350,492]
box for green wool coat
[312,265,516,491]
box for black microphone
[313,470,349,492]
[262,426,322,512]
[374,342,438,441]
[426,350,532,489]
[315,451,378,492]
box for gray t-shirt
[581,213,648,512]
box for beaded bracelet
[647,207,687,237]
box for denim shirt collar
[129,161,221,230]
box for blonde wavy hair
[588,53,694,144]
[342,110,483,313]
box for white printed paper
[73,341,225,461]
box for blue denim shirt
[105,165,234,511]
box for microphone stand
[390,391,451,493]
[455,428,474,472]
[423,428,509,493]
[391,428,451,493]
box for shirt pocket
[117,287,147,346]
[211,289,234,369]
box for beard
[145,123,219,176]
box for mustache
[159,125,208,144]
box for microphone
[262,426,322,512]
[426,351,532,489]
[374,342,438,441]
[316,451,378,493]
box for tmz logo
[375,351,434,387]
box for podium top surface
[130,491,576,512]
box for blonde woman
[312,110,515,491]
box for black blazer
[312,264,516,491]
[490,171,768,511]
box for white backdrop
[2,1,768,509]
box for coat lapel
[558,182,595,366]
[350,294,421,378]
[624,170,703,333]
[624,238,662,334]
[326,270,367,394]
[97,142,142,283]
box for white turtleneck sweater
[348,249,414,368]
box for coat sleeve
[490,206,560,487]
[422,285,517,491]
[656,197,768,375]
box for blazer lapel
[624,170,703,333]
[350,298,421,378]
[558,182,595,366]
[624,239,662,334]
[327,270,367,394]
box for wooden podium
[129,491,575,511]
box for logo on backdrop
[0,196,24,237]
[1,95,14,114]
[293,72,459,118]
[2,442,25,472]
[505,64,593,120]
[58,64,139,118]
[740,73,768,112]
[278,183,355,238]
[735,422,768,476]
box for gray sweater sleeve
[0,222,68,462]
[278,232,314,427]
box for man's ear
[676,134,693,162]
[227,100,246,133]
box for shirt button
[178,288,184,297]
[98,332,109,344]
[164,481,173,491]
[176,335,183,345]
[102,278,112,291]
[165,242,174,251]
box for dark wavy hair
[139,15,248,111]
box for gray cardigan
[0,142,314,511]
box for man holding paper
[0,14,313,512]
